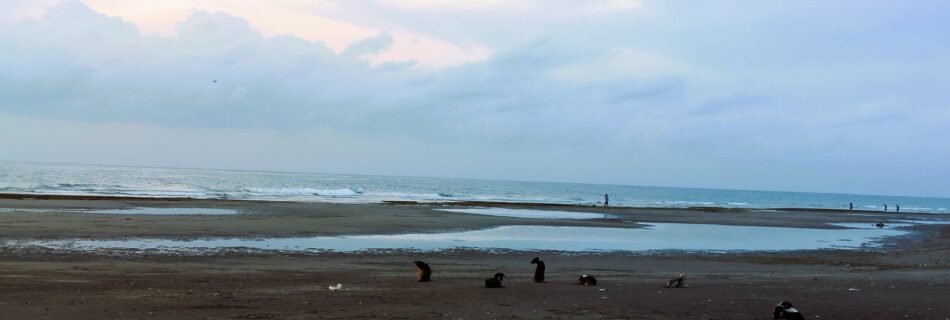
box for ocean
[1,161,947,213]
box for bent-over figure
[414,260,432,282]
[485,273,506,288]
[530,257,545,283]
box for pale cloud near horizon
[1,0,949,197]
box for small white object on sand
[328,283,344,291]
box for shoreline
[1,193,943,241]
[0,192,927,215]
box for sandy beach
[0,195,948,319]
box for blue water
[15,223,913,253]
[1,162,948,213]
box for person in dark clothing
[604,194,609,207]
[484,273,505,288]
[530,257,545,283]
[773,301,805,320]
[414,261,432,282]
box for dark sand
[0,195,948,319]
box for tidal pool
[0,207,240,215]
[86,207,240,215]
[13,222,913,254]
[436,208,609,220]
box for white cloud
[376,0,641,14]
[0,0,64,22]
[550,48,690,83]
[585,0,642,13]
[2,1,950,197]
[76,0,492,68]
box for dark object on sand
[414,260,432,282]
[875,222,886,228]
[530,257,545,283]
[773,300,805,320]
[485,273,505,288]
[665,273,688,288]
[577,275,597,286]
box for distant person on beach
[530,257,545,283]
[849,202,853,211]
[896,204,900,213]
[883,203,888,212]
[604,194,609,207]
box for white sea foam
[314,188,361,196]
[244,187,361,197]
[369,192,450,200]
[117,190,208,197]
[661,200,716,206]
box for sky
[1,0,949,198]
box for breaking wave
[3,162,949,212]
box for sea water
[2,161,949,213]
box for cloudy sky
[1,0,948,197]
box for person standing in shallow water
[896,204,900,213]
[884,203,888,212]
[849,202,853,211]
[604,194,609,207]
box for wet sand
[0,195,948,319]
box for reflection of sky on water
[0,207,240,215]
[88,207,240,215]
[437,208,609,220]
[14,222,917,254]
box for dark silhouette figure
[773,300,805,320]
[577,275,597,286]
[896,204,900,213]
[849,202,853,211]
[875,222,886,228]
[604,194,609,207]
[530,257,545,283]
[665,273,688,288]
[883,203,888,212]
[484,273,505,288]
[414,260,432,282]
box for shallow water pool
[0,207,240,215]
[436,208,609,220]
[87,207,240,215]
[13,222,913,254]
